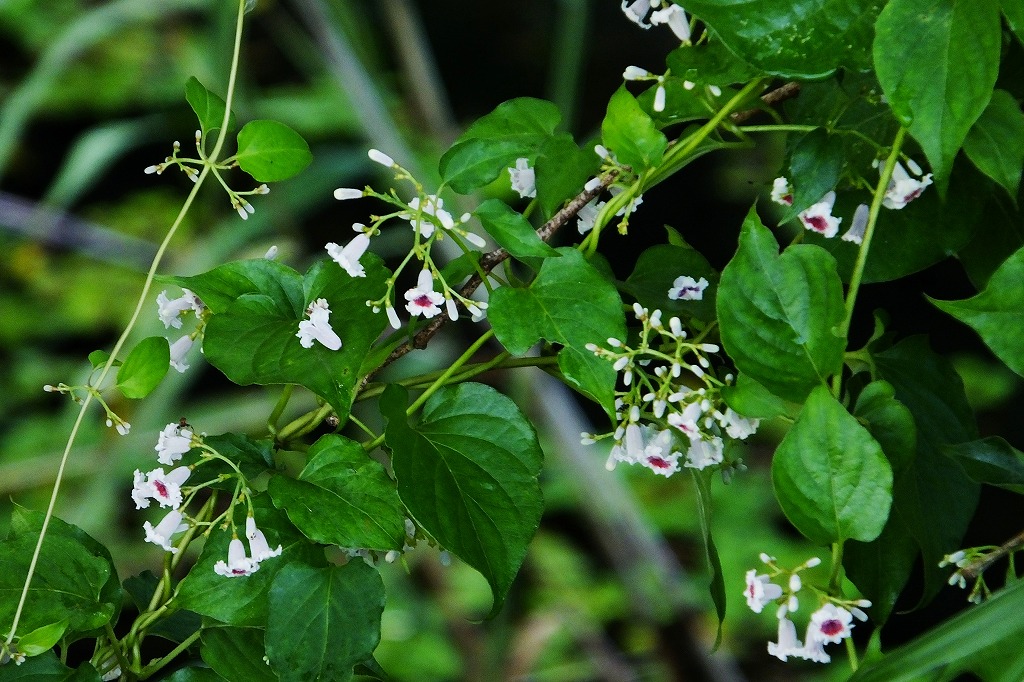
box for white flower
[767,617,804,662]
[325,233,370,278]
[368,148,395,167]
[649,4,691,42]
[405,269,444,318]
[115,421,131,436]
[385,303,402,330]
[214,537,260,578]
[333,187,363,200]
[883,160,932,209]
[798,191,842,238]
[653,83,666,112]
[668,402,703,441]
[169,335,193,373]
[156,289,201,329]
[621,0,654,27]
[770,177,794,206]
[245,516,283,563]
[721,408,759,439]
[842,203,870,245]
[576,198,605,234]
[508,158,537,199]
[744,569,784,613]
[667,275,709,301]
[296,298,342,351]
[400,195,454,238]
[131,466,191,510]
[264,245,279,260]
[144,509,188,553]
[798,635,832,664]
[807,603,854,644]
[638,429,681,477]
[155,422,194,466]
[685,437,723,469]
[623,65,650,80]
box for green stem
[137,629,202,680]
[828,541,844,592]
[277,402,334,443]
[830,127,906,397]
[357,355,557,401]
[845,636,860,671]
[406,329,495,416]
[267,384,294,434]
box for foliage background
[1,0,1021,679]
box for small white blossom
[799,635,832,664]
[685,436,724,469]
[883,160,932,209]
[115,421,131,436]
[654,83,666,112]
[214,537,260,578]
[155,422,193,466]
[325,233,370,278]
[744,569,784,613]
[770,177,794,206]
[767,617,804,662]
[333,187,364,200]
[156,289,201,329]
[296,298,342,351]
[649,4,691,42]
[264,245,279,260]
[667,275,709,301]
[385,303,402,330]
[400,195,454,238]
[405,269,444,318]
[245,516,283,563]
[842,203,870,245]
[807,604,854,645]
[131,466,190,510]
[721,408,759,439]
[623,65,650,80]
[668,402,703,441]
[576,198,605,234]
[507,158,537,199]
[169,335,193,373]
[144,509,188,553]
[638,429,681,477]
[799,191,842,238]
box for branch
[730,81,801,124]
[368,172,618,378]
[961,528,1024,582]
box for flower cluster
[144,129,270,220]
[621,0,692,43]
[940,547,999,604]
[582,302,758,477]
[745,554,871,664]
[131,421,281,575]
[577,151,645,235]
[330,149,489,330]
[156,288,206,373]
[771,156,931,245]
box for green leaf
[623,244,718,323]
[781,129,845,221]
[381,383,544,617]
[943,436,1024,494]
[873,336,980,604]
[874,0,1001,183]
[268,435,404,550]
[488,248,625,411]
[0,511,118,637]
[601,86,667,172]
[167,668,227,682]
[720,373,800,421]
[164,260,305,314]
[930,245,1024,378]
[772,386,893,545]
[1,651,100,681]
[684,0,882,78]
[201,258,388,417]
[850,579,1024,682]
[185,76,235,137]
[201,627,277,682]
[473,199,560,259]
[853,381,917,477]
[175,497,325,627]
[87,350,110,369]
[266,562,384,682]
[439,98,561,193]
[664,39,762,88]
[16,620,69,656]
[123,570,200,643]
[534,133,599,219]
[1005,0,1024,46]
[691,470,725,648]
[235,120,313,183]
[116,336,169,399]
[180,433,274,491]
[963,89,1024,199]
[844,516,919,625]
[716,206,846,402]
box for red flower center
[820,619,844,636]
[414,294,433,307]
[647,456,670,469]
[805,215,829,233]
[153,480,168,498]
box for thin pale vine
[3,0,249,648]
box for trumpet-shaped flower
[508,158,537,199]
[214,537,260,578]
[744,569,784,613]
[842,203,870,245]
[767,617,804,662]
[155,422,193,466]
[721,408,759,440]
[325,233,370,278]
[245,516,283,563]
[770,177,794,206]
[667,275,708,301]
[807,603,854,644]
[798,191,842,238]
[639,429,681,477]
[649,4,691,43]
[685,436,723,470]
[405,269,445,319]
[157,289,202,329]
[144,509,188,553]
[883,160,932,209]
[168,335,193,373]
[132,466,191,509]
[400,195,454,238]
[668,402,703,441]
[297,298,342,351]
